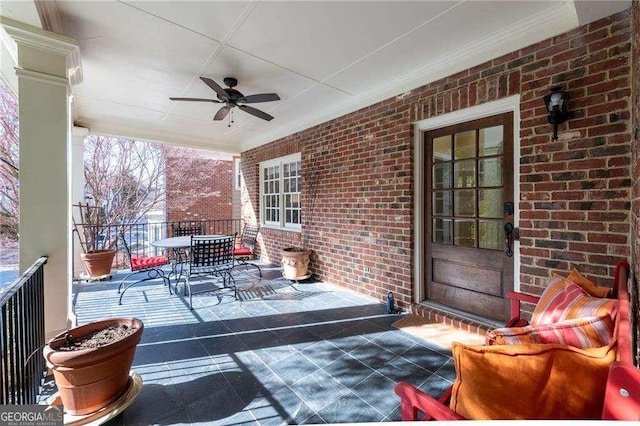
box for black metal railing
[74,218,243,269]
[0,256,47,405]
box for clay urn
[281,247,311,280]
[43,317,143,415]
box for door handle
[504,223,514,257]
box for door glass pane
[454,190,475,217]
[479,189,503,218]
[433,163,451,189]
[479,125,504,156]
[433,136,451,162]
[454,131,475,159]
[479,158,503,187]
[454,160,475,188]
[433,219,452,244]
[433,191,451,216]
[454,220,475,247]
[479,220,502,250]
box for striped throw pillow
[487,314,614,349]
[531,276,617,326]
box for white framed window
[260,153,302,230]
[234,157,242,191]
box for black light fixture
[543,86,569,141]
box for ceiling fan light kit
[170,76,281,126]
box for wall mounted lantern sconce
[543,86,569,141]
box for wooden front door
[425,112,514,322]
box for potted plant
[43,317,143,416]
[73,202,116,277]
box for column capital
[0,16,82,85]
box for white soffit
[0,1,632,154]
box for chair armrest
[505,291,539,325]
[394,382,464,421]
[602,362,640,420]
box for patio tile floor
[63,264,456,425]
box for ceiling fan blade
[169,97,221,103]
[239,105,274,121]
[214,106,231,121]
[239,93,281,104]
[200,77,229,101]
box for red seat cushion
[131,255,169,270]
[234,248,252,256]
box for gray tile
[69,271,457,426]
[289,368,349,412]
[351,371,399,416]
[316,391,384,423]
[322,355,374,389]
[347,341,398,370]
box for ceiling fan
[170,77,280,124]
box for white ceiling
[0,1,631,154]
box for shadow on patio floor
[54,264,455,425]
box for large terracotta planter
[281,247,311,280]
[80,249,115,277]
[43,317,143,416]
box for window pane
[433,191,451,216]
[454,220,475,247]
[479,158,503,187]
[479,125,503,156]
[479,189,503,218]
[433,219,452,244]
[454,190,475,217]
[433,136,451,162]
[479,220,502,250]
[454,160,475,188]
[433,163,451,189]
[454,131,475,159]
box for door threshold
[411,301,503,337]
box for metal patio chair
[118,231,170,304]
[171,222,204,237]
[232,224,262,277]
[184,235,236,310]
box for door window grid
[431,125,504,249]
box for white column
[71,126,88,279]
[1,18,82,338]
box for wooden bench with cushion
[394,260,640,420]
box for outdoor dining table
[151,235,223,289]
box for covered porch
[46,265,462,424]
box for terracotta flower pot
[81,249,116,277]
[43,317,143,416]
[281,247,311,280]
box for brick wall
[166,156,233,224]
[243,11,633,308]
[631,0,639,359]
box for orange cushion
[449,341,616,419]
[531,276,617,326]
[487,314,614,348]
[567,268,611,298]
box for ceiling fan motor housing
[223,77,238,88]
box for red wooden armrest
[505,291,539,326]
[602,362,640,420]
[394,382,464,421]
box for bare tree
[82,135,166,248]
[0,80,19,241]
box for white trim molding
[413,95,521,304]
[0,16,82,85]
